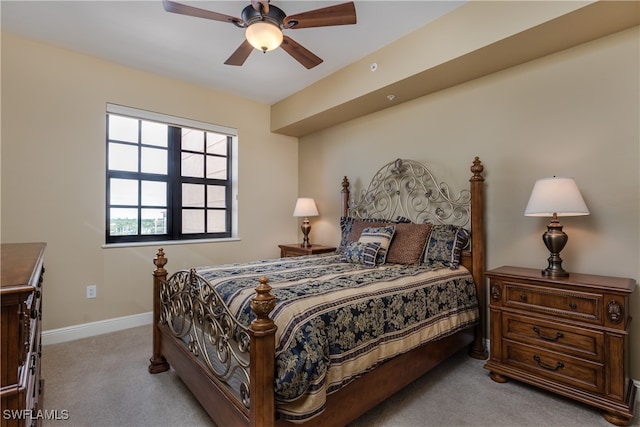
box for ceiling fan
[162,0,357,69]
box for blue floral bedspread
[195,253,479,422]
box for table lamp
[293,198,319,248]
[524,177,589,277]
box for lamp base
[541,262,570,278]
[300,219,311,248]
[541,214,570,278]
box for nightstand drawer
[502,313,604,362]
[503,340,604,394]
[278,244,336,257]
[503,282,602,324]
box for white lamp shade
[293,198,319,217]
[524,177,589,217]
[245,21,283,52]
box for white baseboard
[42,312,152,345]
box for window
[106,104,237,244]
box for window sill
[102,237,241,249]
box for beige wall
[1,21,639,382]
[1,32,299,330]
[298,28,640,379]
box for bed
[149,157,488,427]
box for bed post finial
[470,157,484,182]
[154,248,167,273]
[250,277,276,331]
[149,248,170,374]
[341,176,350,217]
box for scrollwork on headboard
[348,159,471,227]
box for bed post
[341,176,350,217]
[249,277,277,427]
[468,158,488,360]
[149,248,170,374]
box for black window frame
[105,107,235,244]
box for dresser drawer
[503,282,602,325]
[503,340,604,394]
[502,313,604,362]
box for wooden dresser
[1,243,46,427]
[484,266,636,426]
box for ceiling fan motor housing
[241,3,287,28]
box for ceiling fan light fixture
[245,21,283,52]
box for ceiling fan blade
[284,2,356,29]
[224,40,254,66]
[163,0,242,25]
[280,36,323,69]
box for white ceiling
[1,1,465,104]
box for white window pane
[182,210,204,234]
[206,156,227,180]
[141,209,167,235]
[182,128,204,152]
[109,142,138,172]
[182,152,204,178]
[141,147,167,174]
[207,133,227,155]
[182,183,204,207]
[141,121,168,147]
[207,185,225,208]
[110,178,138,205]
[141,181,166,206]
[207,210,226,233]
[110,208,138,235]
[109,115,138,143]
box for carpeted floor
[41,325,638,427]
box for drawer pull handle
[569,302,577,310]
[520,294,527,302]
[533,326,563,342]
[533,355,564,371]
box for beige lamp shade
[293,198,319,217]
[524,177,589,217]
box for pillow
[423,224,470,269]
[338,217,387,253]
[337,216,355,252]
[340,241,381,268]
[390,216,412,224]
[385,223,432,265]
[359,225,396,265]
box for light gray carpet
[41,325,638,427]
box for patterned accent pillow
[337,216,355,253]
[386,223,432,265]
[390,216,412,224]
[359,225,396,265]
[338,217,387,253]
[340,241,381,268]
[423,224,470,269]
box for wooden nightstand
[484,266,636,426]
[278,244,336,258]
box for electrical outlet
[86,285,97,299]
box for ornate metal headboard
[339,156,487,359]
[346,158,471,228]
